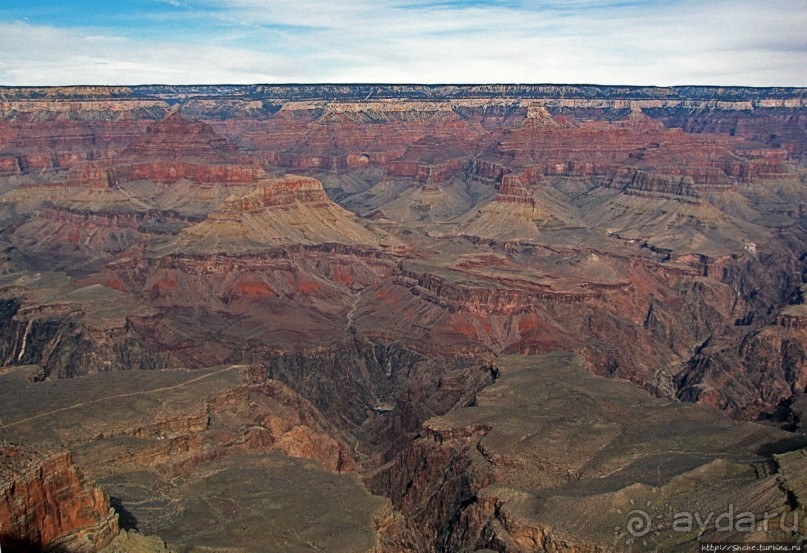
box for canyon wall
[0,444,119,553]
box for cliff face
[368,354,807,552]
[0,364,355,469]
[656,109,807,159]
[0,444,118,553]
[676,298,807,419]
[599,167,701,203]
[677,324,807,418]
[84,113,262,186]
[0,274,162,380]
[0,363,393,552]
[68,364,360,475]
[158,175,403,254]
[0,120,150,178]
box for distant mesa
[120,111,242,164]
[10,111,263,192]
[113,112,263,185]
[156,174,403,255]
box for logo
[614,499,800,550]
[614,499,664,549]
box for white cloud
[0,22,299,84]
[0,0,805,85]
[196,0,807,85]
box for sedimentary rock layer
[0,444,119,552]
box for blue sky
[1,0,805,86]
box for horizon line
[2,82,806,91]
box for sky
[1,0,805,86]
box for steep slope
[0,443,119,553]
[446,177,585,241]
[0,272,161,380]
[0,364,387,552]
[1,113,272,271]
[368,353,807,552]
[155,175,402,255]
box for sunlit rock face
[0,444,119,552]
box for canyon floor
[0,84,805,552]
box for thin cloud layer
[1,0,805,85]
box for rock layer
[0,444,118,552]
[369,353,807,552]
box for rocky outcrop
[476,116,792,190]
[671,233,807,418]
[393,268,595,315]
[0,155,23,176]
[385,135,472,186]
[657,109,807,160]
[121,112,240,162]
[387,157,469,186]
[0,97,168,122]
[0,111,261,190]
[100,530,171,553]
[228,174,331,209]
[0,364,358,475]
[600,167,701,203]
[0,444,118,552]
[112,112,262,185]
[61,161,120,189]
[0,364,394,552]
[677,321,807,419]
[0,120,149,177]
[37,207,196,235]
[11,209,146,265]
[368,435,492,552]
[156,175,403,254]
[369,353,807,552]
[114,160,261,185]
[0,274,162,380]
[103,365,358,475]
[494,174,536,206]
